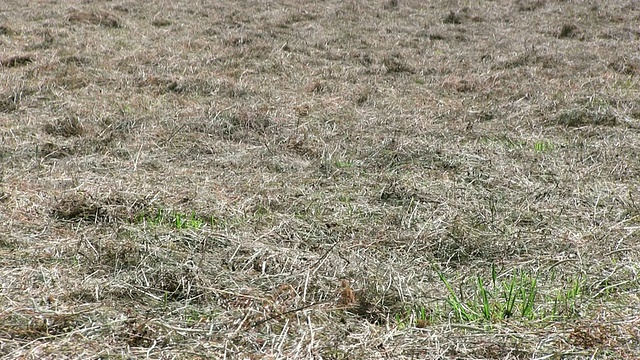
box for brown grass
[67,9,122,28]
[2,0,640,358]
[0,55,34,68]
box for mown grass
[2,0,640,358]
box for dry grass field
[2,0,640,358]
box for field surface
[2,0,640,358]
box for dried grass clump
[0,55,34,67]
[215,108,272,143]
[608,58,639,75]
[0,24,16,35]
[383,0,399,10]
[557,23,579,38]
[382,54,415,74]
[516,0,546,12]
[442,10,463,25]
[51,193,106,222]
[0,93,20,113]
[151,19,171,27]
[554,108,618,127]
[43,117,85,137]
[67,9,122,28]
[50,192,149,223]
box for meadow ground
[1,0,640,358]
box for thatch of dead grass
[1,0,640,358]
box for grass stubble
[1,0,640,358]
